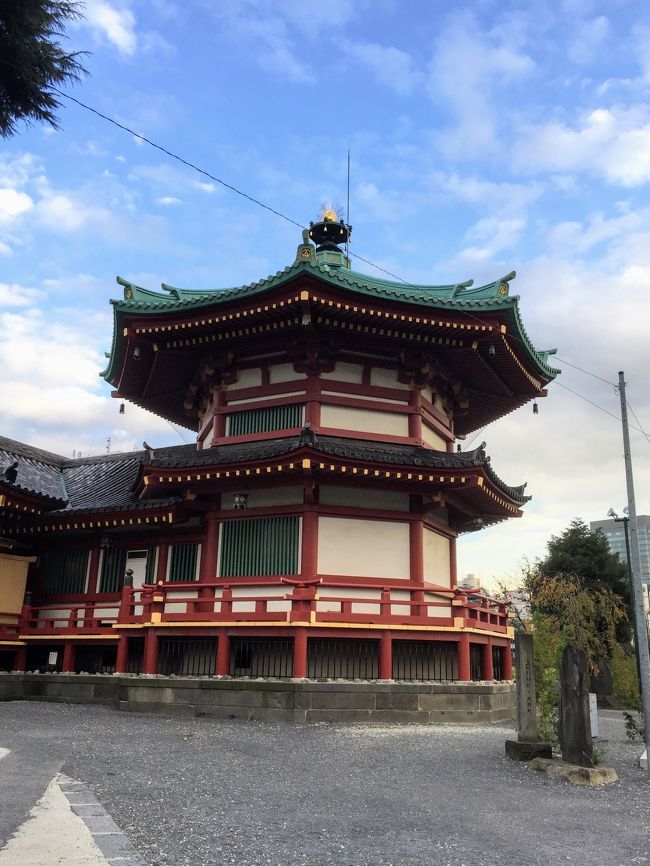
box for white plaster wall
[319,486,409,511]
[228,392,301,406]
[223,486,303,509]
[229,367,262,390]
[93,607,119,618]
[421,423,446,450]
[423,529,451,587]
[389,588,411,616]
[230,584,291,614]
[369,368,407,389]
[320,404,409,437]
[37,608,71,625]
[269,363,307,383]
[125,550,149,588]
[316,586,381,614]
[317,517,410,579]
[320,362,363,383]
[322,390,404,405]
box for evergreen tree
[526,518,632,650]
[0,1,87,138]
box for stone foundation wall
[0,673,515,724]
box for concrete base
[0,673,516,724]
[505,739,553,761]
[529,757,618,786]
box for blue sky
[1,0,650,586]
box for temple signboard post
[505,632,552,760]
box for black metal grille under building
[392,640,457,682]
[230,637,293,678]
[158,637,216,677]
[492,645,503,681]
[74,645,116,675]
[470,644,483,681]
[126,637,144,674]
[308,638,379,680]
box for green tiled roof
[114,261,515,312]
[106,260,559,384]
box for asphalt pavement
[0,700,647,866]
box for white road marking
[0,748,10,761]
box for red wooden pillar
[84,546,101,627]
[142,629,159,675]
[379,630,392,680]
[62,641,75,673]
[199,510,220,610]
[13,647,27,671]
[502,642,513,681]
[199,511,220,583]
[409,507,424,615]
[449,535,458,587]
[156,542,169,584]
[408,390,422,442]
[301,506,318,581]
[306,401,321,430]
[115,635,129,674]
[215,629,230,676]
[481,638,494,681]
[457,633,470,681]
[210,389,227,444]
[293,627,307,679]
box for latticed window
[219,516,300,577]
[99,547,127,593]
[169,543,200,582]
[227,404,303,436]
[42,549,89,595]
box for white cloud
[0,188,33,225]
[83,0,137,56]
[568,16,609,64]
[428,13,535,156]
[35,193,93,232]
[513,106,650,186]
[156,196,182,206]
[435,172,542,212]
[206,0,362,83]
[457,216,527,262]
[0,283,41,307]
[340,40,423,95]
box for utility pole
[618,371,650,777]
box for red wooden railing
[18,583,509,635]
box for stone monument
[559,643,593,767]
[505,632,552,760]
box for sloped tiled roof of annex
[148,434,530,504]
[109,261,559,379]
[0,437,175,515]
[1,434,530,512]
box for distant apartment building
[590,515,650,584]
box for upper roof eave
[105,263,559,385]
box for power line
[55,89,648,444]
[554,380,649,440]
[626,400,650,447]
[54,90,305,231]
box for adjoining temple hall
[0,207,559,721]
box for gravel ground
[0,701,647,866]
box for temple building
[0,212,558,687]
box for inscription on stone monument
[516,632,537,742]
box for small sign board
[589,692,598,738]
[47,651,58,667]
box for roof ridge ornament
[294,228,316,266]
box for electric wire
[626,401,650,447]
[54,89,650,444]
